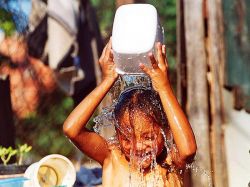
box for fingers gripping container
[112,4,164,74]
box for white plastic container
[112,4,164,74]
[23,154,76,187]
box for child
[63,39,197,186]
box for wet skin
[117,109,165,169]
[63,40,197,186]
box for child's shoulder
[105,144,128,164]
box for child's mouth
[137,152,152,163]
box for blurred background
[0,0,249,187]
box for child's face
[117,109,165,169]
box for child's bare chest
[102,151,167,187]
[102,165,167,187]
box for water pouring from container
[112,4,164,75]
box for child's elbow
[63,120,76,139]
[174,144,197,169]
[183,143,197,164]
[185,151,196,164]
[177,148,196,169]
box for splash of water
[93,74,176,186]
[108,74,152,102]
[93,74,152,141]
[161,128,173,154]
[185,161,213,187]
[93,74,212,187]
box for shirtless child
[63,39,197,186]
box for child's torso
[102,149,182,187]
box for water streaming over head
[94,74,152,141]
[93,74,212,186]
[93,75,173,186]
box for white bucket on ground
[23,154,76,187]
[112,4,164,74]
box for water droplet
[185,162,213,187]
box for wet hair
[114,87,174,169]
[114,87,168,128]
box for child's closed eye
[144,135,155,140]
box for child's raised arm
[63,40,118,165]
[140,43,197,168]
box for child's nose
[135,141,146,151]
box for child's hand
[99,39,118,82]
[139,42,170,93]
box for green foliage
[90,0,115,38]
[0,144,32,166]
[0,8,16,36]
[0,146,18,165]
[16,90,76,159]
[146,0,176,69]
[18,144,32,165]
